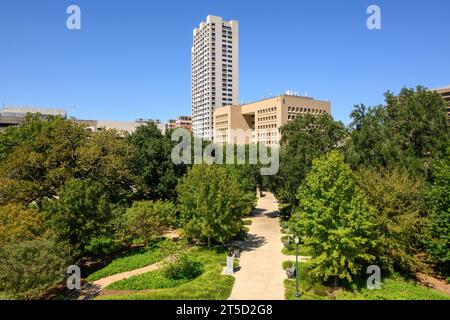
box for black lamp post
[294,236,300,299]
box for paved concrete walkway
[71,262,164,300]
[228,192,286,300]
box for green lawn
[282,245,313,256]
[86,239,175,282]
[284,261,450,300]
[335,275,450,300]
[98,248,235,300]
[106,269,190,290]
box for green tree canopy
[128,122,187,201]
[75,129,136,205]
[0,237,72,299]
[0,115,88,206]
[290,151,377,284]
[177,164,252,246]
[43,178,116,254]
[124,200,176,246]
[0,204,45,247]
[426,156,450,277]
[274,114,347,205]
[346,86,449,178]
[357,168,427,274]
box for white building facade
[191,15,239,140]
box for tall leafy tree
[43,178,116,254]
[357,168,427,274]
[123,200,176,246]
[75,129,136,205]
[426,156,450,277]
[129,122,187,201]
[0,115,88,206]
[274,114,347,205]
[177,164,251,246]
[290,151,377,284]
[346,86,449,178]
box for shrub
[426,158,450,277]
[123,200,176,246]
[84,236,120,256]
[0,238,72,299]
[163,254,204,280]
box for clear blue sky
[1,0,449,124]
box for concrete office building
[192,15,239,140]
[213,94,331,145]
[166,116,192,132]
[77,119,165,134]
[0,106,165,134]
[433,85,450,124]
[0,106,67,132]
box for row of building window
[257,107,276,114]
[258,115,277,122]
[288,107,326,114]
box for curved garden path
[70,261,164,300]
[228,191,286,300]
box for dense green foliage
[284,262,449,300]
[0,204,44,247]
[123,200,176,245]
[177,164,254,246]
[283,86,449,289]
[43,178,117,254]
[357,168,427,274]
[426,157,450,277]
[273,114,347,205]
[1,84,449,299]
[345,87,449,177]
[128,122,187,201]
[163,254,204,280]
[0,115,88,206]
[290,152,378,284]
[0,238,72,299]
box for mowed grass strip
[98,248,235,300]
[106,269,189,290]
[283,261,450,300]
[86,239,177,281]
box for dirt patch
[415,272,450,295]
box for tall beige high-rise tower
[191,15,239,140]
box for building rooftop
[432,85,450,91]
[237,93,331,107]
[0,106,67,118]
